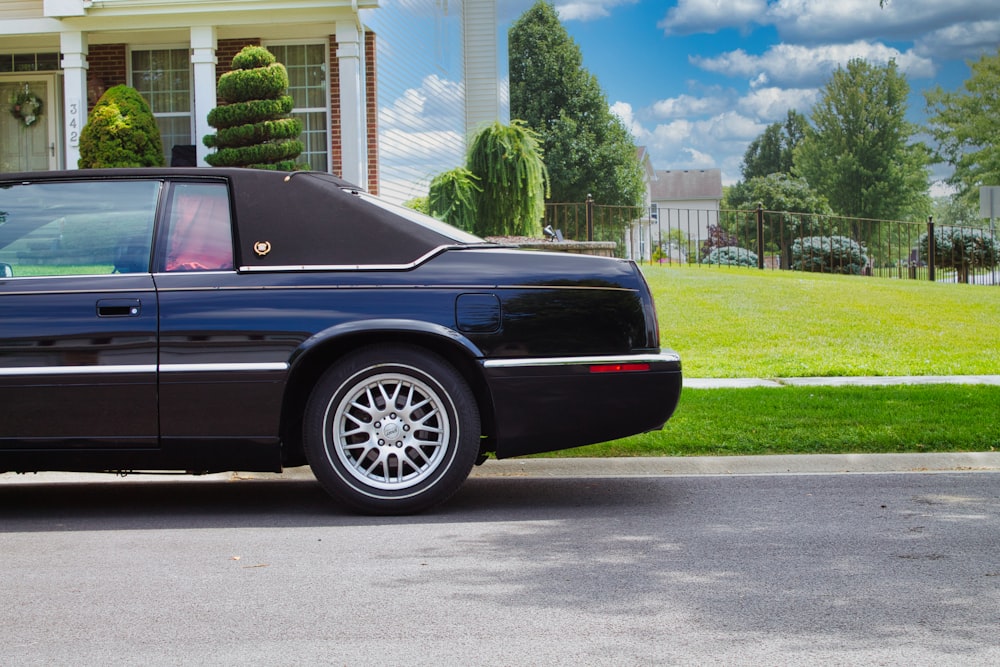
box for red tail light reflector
[589,363,651,374]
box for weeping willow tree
[466,121,548,237]
[428,167,481,232]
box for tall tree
[509,1,644,207]
[741,110,807,180]
[795,59,930,221]
[925,47,1000,207]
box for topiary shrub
[78,85,165,168]
[203,46,303,170]
[701,245,758,267]
[791,235,868,275]
[919,226,1000,283]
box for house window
[265,43,329,172]
[131,48,192,165]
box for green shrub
[428,167,481,232]
[702,245,758,267]
[203,46,303,170]
[791,235,868,275]
[78,85,165,168]
[919,226,1000,283]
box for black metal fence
[544,199,1000,286]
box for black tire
[303,345,481,514]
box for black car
[0,168,682,513]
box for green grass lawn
[545,266,1000,458]
[643,265,1000,378]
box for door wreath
[8,85,43,127]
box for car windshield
[355,191,487,245]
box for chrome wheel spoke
[330,369,452,491]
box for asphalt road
[2,468,999,665]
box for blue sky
[495,0,999,192]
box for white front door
[1,77,58,173]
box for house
[650,168,723,243]
[625,160,723,262]
[0,0,500,199]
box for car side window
[0,180,159,278]
[162,183,234,272]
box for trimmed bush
[791,236,868,275]
[78,85,165,168]
[701,245,758,267]
[919,226,1000,283]
[203,46,303,170]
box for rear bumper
[483,352,682,459]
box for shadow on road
[0,474,676,532]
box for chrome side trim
[0,362,289,377]
[482,352,681,369]
[159,362,289,373]
[0,365,158,377]
[238,246,453,273]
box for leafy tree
[466,121,548,237]
[78,85,164,168]
[725,173,833,242]
[931,195,981,229]
[204,46,303,170]
[795,58,930,222]
[428,167,481,232]
[741,110,807,180]
[925,48,1000,208]
[509,1,644,207]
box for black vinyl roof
[228,170,483,269]
[1,168,484,270]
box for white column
[191,26,218,167]
[60,31,88,170]
[335,19,367,189]
[463,0,500,134]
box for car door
[0,177,160,449]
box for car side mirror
[0,263,12,278]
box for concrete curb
[5,453,998,486]
[684,375,1000,388]
[469,453,1000,477]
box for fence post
[756,204,765,270]
[927,216,935,282]
[586,194,594,242]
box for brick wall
[216,38,261,82]
[86,44,126,110]
[329,37,342,179]
[365,30,379,195]
[80,35,378,193]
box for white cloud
[658,0,767,35]
[692,41,937,87]
[914,20,1000,60]
[739,87,819,121]
[555,0,638,22]
[380,74,465,132]
[650,93,729,120]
